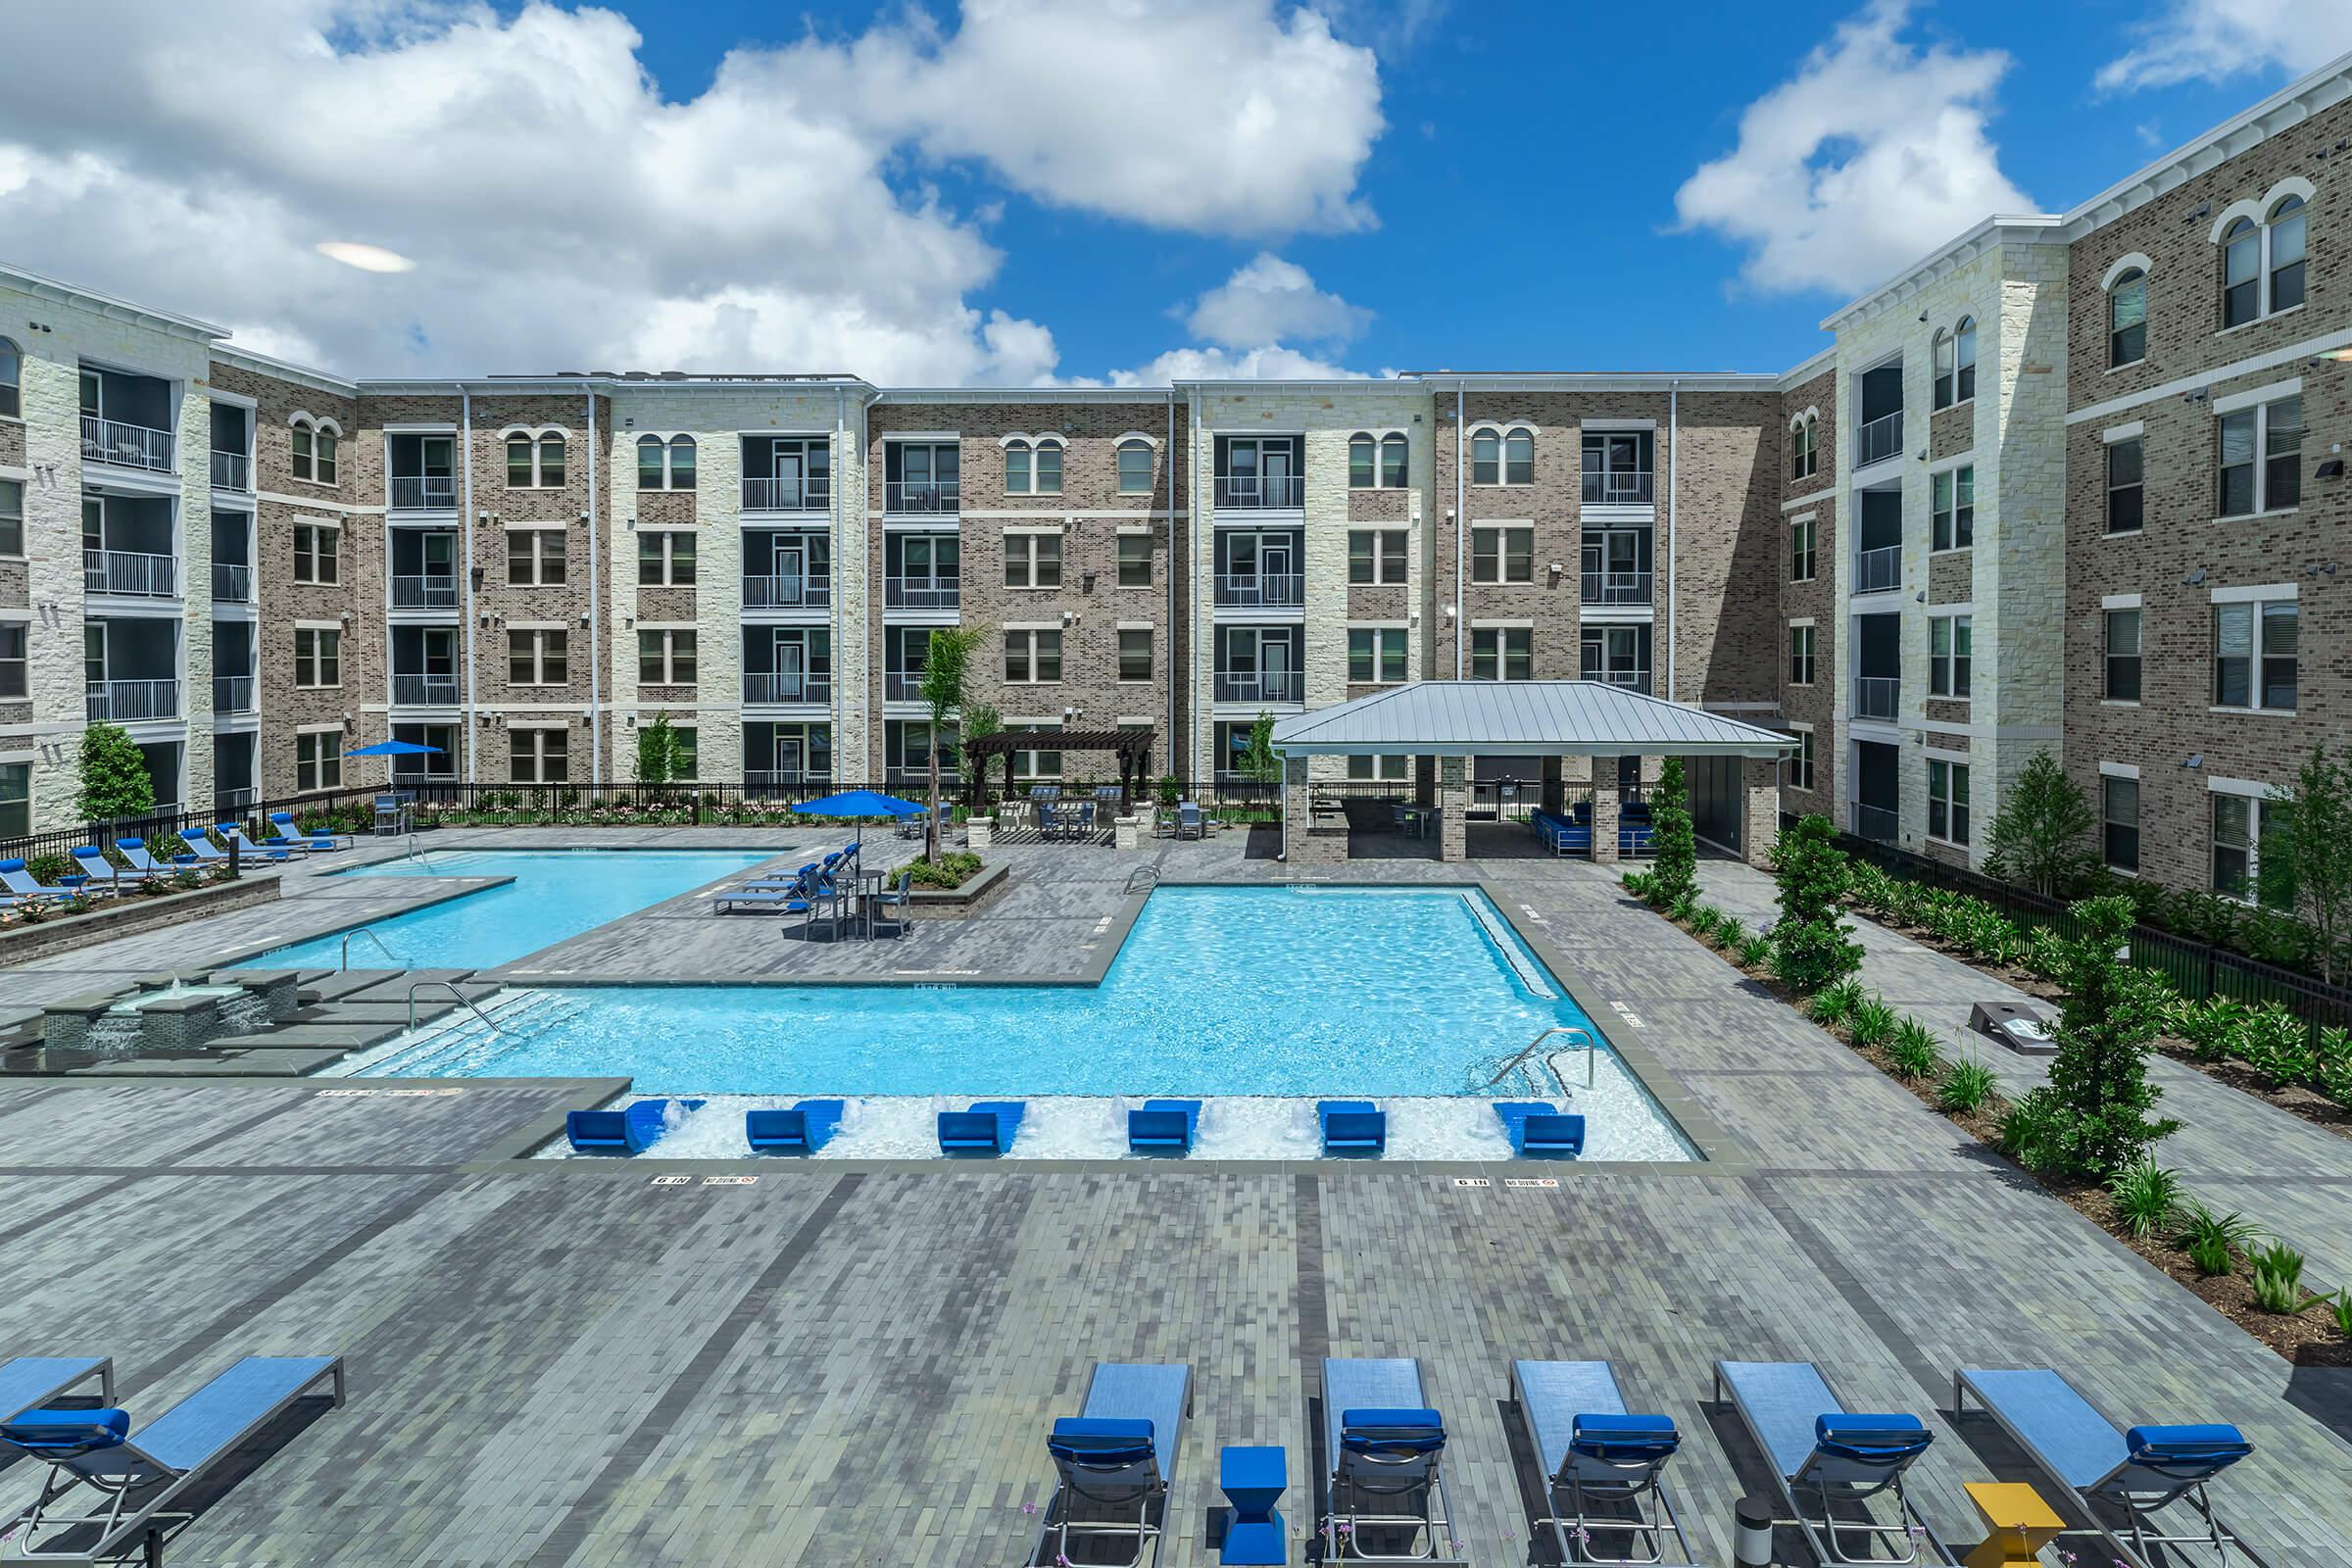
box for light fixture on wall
[2182,568,2207,586]
[2183,754,2203,769]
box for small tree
[1984,751,2098,897]
[1240,710,1281,789]
[76,722,156,822]
[1649,756,1698,907]
[916,627,982,863]
[959,701,1002,810]
[634,711,685,787]
[2024,894,2180,1177]
[1769,813,1861,995]
[2262,742,2352,983]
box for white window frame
[292,520,340,585]
[1928,612,1972,699]
[636,527,696,586]
[1348,527,1409,585]
[1115,530,1153,588]
[2213,182,2311,331]
[1788,513,1816,581]
[0,618,27,700]
[1116,625,1153,683]
[1787,723,1816,792]
[2100,762,2140,874]
[636,627,697,686]
[1347,624,1409,685]
[504,428,567,489]
[1004,530,1063,590]
[0,336,19,420]
[505,525,567,587]
[1468,624,1532,681]
[508,627,569,687]
[2103,600,2141,704]
[1788,622,1816,686]
[1931,463,1974,552]
[0,475,22,558]
[2209,584,2297,713]
[293,624,341,689]
[637,433,698,492]
[287,414,341,486]
[1927,757,1971,847]
[294,727,344,794]
[1002,435,1065,497]
[510,724,570,785]
[2214,388,2301,519]
[1470,522,1535,584]
[1004,626,1062,684]
[2106,262,2149,368]
[1116,438,1155,495]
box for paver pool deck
[0,825,2346,1565]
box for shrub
[2163,888,2243,950]
[2022,928,2069,981]
[1849,996,1897,1048]
[2235,1005,2315,1089]
[1157,774,1180,808]
[1994,1091,2063,1169]
[1649,757,1699,909]
[2248,1242,2318,1314]
[2170,997,2246,1061]
[1846,862,1900,917]
[1686,904,1720,939]
[25,853,70,886]
[2324,1289,2352,1339]
[2317,1027,2352,1107]
[1983,750,2099,897]
[1667,892,1697,924]
[2105,1156,2182,1240]
[2032,896,2180,1178]
[2175,1200,2260,1277]
[1737,934,1773,968]
[1768,814,1861,996]
[1621,869,1656,901]
[1808,978,1866,1030]
[1936,1057,2000,1115]
[906,852,983,890]
[1887,1018,1941,1079]
[75,723,156,821]
[1714,916,1746,950]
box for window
[638,434,697,491]
[1788,728,1816,792]
[1004,532,1062,589]
[1790,415,1818,480]
[1471,524,1534,583]
[1348,627,1407,683]
[1387,432,1413,487]
[1929,614,1972,698]
[1581,431,1653,504]
[1470,427,1532,485]
[511,727,569,785]
[2106,438,2143,533]
[1933,330,1955,409]
[506,432,566,488]
[1348,528,1407,585]
[289,416,339,484]
[0,622,24,698]
[2219,395,2300,516]
[1928,759,1971,845]
[1580,624,1648,690]
[1116,533,1152,587]
[2212,597,2296,710]
[1349,433,1376,488]
[1954,317,1976,403]
[0,478,20,556]
[1004,628,1062,683]
[1004,438,1063,496]
[2270,196,2307,312]
[1347,755,1410,782]
[1501,429,1532,485]
[1788,624,1815,685]
[671,726,698,780]
[2109,269,2147,367]
[293,627,340,688]
[1789,514,1816,581]
[637,530,696,586]
[1469,626,1532,680]
[1470,428,1499,484]
[1932,466,1974,551]
[2222,218,2261,327]
[0,762,25,840]
[2105,609,2141,701]
[508,628,568,686]
[2103,775,2139,872]
[1118,628,1153,682]
[1117,439,1153,494]
[638,629,697,685]
[0,337,18,419]
[2222,195,2309,328]
[2212,793,2282,901]
[292,522,339,585]
[295,732,343,794]
[506,528,566,587]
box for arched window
[1953,317,1977,403]
[316,422,338,484]
[1381,433,1409,487]
[1348,432,1376,488]
[637,434,665,490]
[2222,217,2261,327]
[1003,436,1062,496]
[1932,329,1955,409]
[1501,428,1532,485]
[666,435,696,490]
[537,433,565,488]
[2108,269,2147,368]
[1789,414,1818,481]
[1470,428,1499,484]
[506,434,535,487]
[1117,438,1154,495]
[0,337,19,419]
[289,414,338,484]
[2269,195,2307,313]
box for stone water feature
[39,971,301,1056]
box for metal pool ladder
[407,979,500,1036]
[1123,865,1160,895]
[340,926,401,971]
[1476,1024,1597,1094]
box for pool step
[354,987,577,1077]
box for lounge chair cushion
[1341,1408,1446,1454]
[1048,1416,1156,1464]
[0,1408,130,1454]
[1570,1412,1680,1461]
[2125,1424,2250,1470]
[1814,1415,1932,1460]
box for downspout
[585,386,603,785]
[834,385,846,782]
[459,389,477,783]
[1187,385,1202,783]
[857,387,884,783]
[1452,385,1465,678]
[1667,379,1679,703]
[1163,385,1176,783]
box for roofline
[1820,216,2067,333]
[1,259,227,342]
[211,343,360,398]
[1268,680,1795,759]
[877,385,1182,404]
[354,375,874,397]
[1406,371,1788,394]
[1778,345,1836,388]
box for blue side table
[1219,1444,1286,1565]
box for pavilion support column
[1540,755,1563,816]
[1285,754,1344,865]
[1741,755,1782,869]
[1438,757,1469,862]
[1592,758,1622,864]
[1415,754,1437,809]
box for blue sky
[1,0,2343,382]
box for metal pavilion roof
[1268,681,1793,759]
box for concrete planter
[0,875,281,965]
[1114,815,1140,851]
[906,859,1007,917]
[965,816,994,850]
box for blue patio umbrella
[792,788,925,817]
[344,739,444,757]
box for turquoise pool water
[259,849,773,970]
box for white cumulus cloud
[2096,0,2352,93]
[1184,253,1373,348]
[1673,0,2035,298]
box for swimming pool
[258,849,775,970]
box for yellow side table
[1962,1481,2066,1568]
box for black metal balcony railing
[885,481,959,514]
[1855,410,1903,467]
[81,415,175,473]
[1854,545,1901,594]
[85,549,177,597]
[210,450,252,492]
[1213,670,1304,704]
[391,574,460,610]
[884,575,960,611]
[392,674,460,706]
[213,786,259,812]
[1852,802,1899,844]
[1212,474,1304,510]
[1852,676,1899,721]
[744,673,832,705]
[1586,668,1652,693]
[389,474,459,511]
[1580,469,1654,506]
[884,671,924,701]
[742,574,833,610]
[212,674,256,713]
[1580,569,1652,606]
[86,679,179,721]
[742,475,831,511]
[1213,571,1305,608]
[211,562,253,602]
[745,770,835,799]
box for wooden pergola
[961,728,1156,813]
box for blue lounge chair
[174,834,230,868]
[220,823,297,862]
[1176,801,1204,840]
[1713,1360,1952,1566]
[116,839,172,879]
[269,810,349,852]
[747,1100,846,1153]
[1954,1367,2251,1566]
[0,858,74,912]
[70,845,143,890]
[1032,1362,1192,1568]
[0,1358,115,1425]
[0,1355,344,1564]
[1511,1359,1689,1566]
[1494,1102,1587,1157]
[939,1101,1025,1155]
[1321,1357,1460,1565]
[564,1098,707,1155]
[1318,1101,1386,1157]
[1127,1099,1200,1154]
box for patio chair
[0,858,75,912]
[1511,1359,1690,1566]
[1176,801,1204,840]
[218,824,295,863]
[938,1101,1026,1155]
[1031,1362,1193,1568]
[1712,1359,1954,1566]
[0,1355,345,1565]
[268,810,350,852]
[1037,802,1060,840]
[116,839,172,879]
[564,1098,707,1155]
[174,834,231,868]
[1321,1357,1461,1564]
[1127,1099,1201,1154]
[747,1100,847,1153]
[870,868,915,938]
[1953,1367,2251,1567]
[0,1358,115,1426]
[70,845,144,890]
[1493,1102,1586,1157]
[1317,1101,1387,1157]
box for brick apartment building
[4,52,2350,904]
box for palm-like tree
[916,627,982,864]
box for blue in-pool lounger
[1953,1367,2251,1566]
[1128,1099,1201,1154]
[1317,1101,1387,1157]
[0,1358,115,1427]
[1712,1359,1954,1566]
[746,1100,846,1153]
[939,1101,1025,1155]
[0,1354,345,1565]
[1511,1359,1689,1565]
[1320,1356,1462,1565]
[565,1098,707,1155]
[1031,1361,1192,1568]
[1493,1102,1586,1157]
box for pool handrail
[407,978,499,1035]
[341,926,403,971]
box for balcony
[1854,546,1901,594]
[1852,801,1899,844]
[742,574,833,611]
[884,671,926,702]
[1852,676,1898,721]
[1588,667,1652,692]
[389,474,459,512]
[212,674,256,713]
[884,480,959,515]
[211,450,252,493]
[392,574,461,611]
[1212,474,1304,511]
[742,475,830,512]
[1213,670,1303,704]
[745,769,834,799]
[214,785,259,813]
[1581,570,1653,606]
[1855,410,1903,467]
[86,679,179,722]
[85,549,177,597]
[745,672,832,705]
[392,674,460,707]
[211,562,253,603]
[81,415,175,474]
[884,576,960,612]
[1581,469,1654,507]
[1213,572,1305,609]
